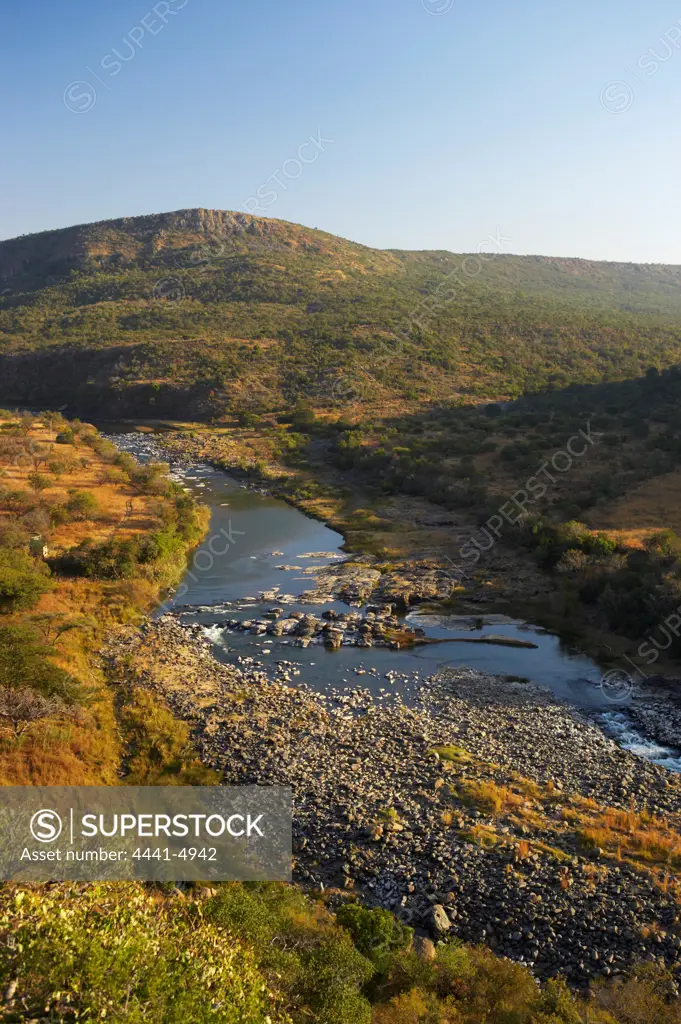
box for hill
[3,208,681,418]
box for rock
[428,904,452,938]
[104,614,681,987]
[413,934,437,961]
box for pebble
[104,618,681,987]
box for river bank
[105,615,681,987]
[107,421,681,693]
[91,429,681,989]
[105,426,681,756]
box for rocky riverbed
[194,603,537,652]
[105,616,681,988]
[625,680,681,751]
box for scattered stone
[103,616,681,987]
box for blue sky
[1,0,680,261]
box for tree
[29,442,53,471]
[0,437,29,467]
[21,508,52,536]
[0,521,30,550]
[48,459,68,479]
[42,411,67,433]
[65,490,99,521]
[0,625,86,703]
[28,472,50,494]
[291,399,316,429]
[17,413,34,436]
[29,613,93,646]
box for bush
[47,458,68,478]
[49,503,73,527]
[21,508,51,536]
[3,489,34,514]
[0,624,84,703]
[206,884,374,1023]
[0,686,75,737]
[0,521,30,550]
[17,412,35,435]
[593,962,680,1024]
[99,467,128,485]
[55,537,138,580]
[238,411,260,427]
[55,428,76,445]
[114,451,137,474]
[336,903,412,978]
[0,549,52,612]
[129,462,171,496]
[527,518,618,569]
[645,529,681,560]
[65,489,99,521]
[0,885,284,1024]
[27,471,50,493]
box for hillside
[3,209,681,419]
[0,410,212,785]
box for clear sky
[1,0,680,261]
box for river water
[106,432,681,773]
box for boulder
[427,904,452,938]
[413,934,437,961]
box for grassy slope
[0,413,210,784]
[3,209,681,418]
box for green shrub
[47,458,68,478]
[27,471,50,493]
[129,462,171,496]
[49,503,73,527]
[0,885,285,1024]
[206,884,374,1023]
[55,537,139,580]
[336,903,412,978]
[65,489,99,521]
[0,624,84,703]
[0,549,52,612]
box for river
[106,431,681,773]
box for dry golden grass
[0,418,183,785]
[516,839,531,860]
[459,779,525,817]
[0,423,156,552]
[586,468,681,538]
[578,810,681,869]
[451,758,681,896]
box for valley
[3,210,681,1021]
